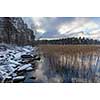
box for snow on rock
[13,76,25,80]
[14,52,22,60]
[9,59,21,65]
[18,64,32,71]
[26,67,33,71]
[8,64,17,68]
[0,44,40,82]
[6,76,12,80]
[13,76,25,82]
[12,73,17,77]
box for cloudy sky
[23,17,100,40]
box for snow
[0,44,38,82]
[14,52,22,60]
[13,76,25,80]
[18,64,32,71]
[26,67,33,71]
[6,76,12,80]
[23,48,31,52]
[9,59,21,65]
[12,73,17,77]
[8,64,17,68]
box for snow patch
[0,44,38,82]
[18,64,32,71]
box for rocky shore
[0,43,40,83]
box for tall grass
[38,45,100,82]
[39,45,100,55]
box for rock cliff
[0,17,35,45]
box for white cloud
[89,29,100,40]
[58,18,100,40]
[32,17,43,27]
[84,22,99,29]
[58,25,71,34]
[91,29,100,34]
[36,29,46,33]
[72,22,99,33]
[31,17,100,40]
[74,29,100,40]
[32,17,47,38]
[58,17,89,34]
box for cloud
[32,17,77,38]
[36,29,46,33]
[32,17,44,27]
[72,22,99,33]
[89,29,100,40]
[58,18,99,34]
[23,17,100,40]
[57,18,100,40]
[91,29,100,34]
[58,17,88,34]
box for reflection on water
[35,50,100,83]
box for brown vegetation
[39,45,100,55]
[39,45,100,82]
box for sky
[23,17,100,40]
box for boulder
[13,76,25,82]
[0,55,4,58]
[33,56,41,61]
[26,67,33,71]
[5,76,12,80]
[18,64,32,72]
[29,76,36,80]
[9,59,21,65]
[21,55,33,58]
[0,44,38,82]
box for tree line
[37,37,100,45]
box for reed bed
[39,45,100,55]
[38,45,100,82]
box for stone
[29,76,36,80]
[13,76,25,82]
[21,55,33,58]
[0,55,4,58]
[18,64,32,72]
[33,56,41,61]
[0,43,38,82]
[26,67,33,71]
[5,76,12,80]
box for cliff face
[0,17,35,45]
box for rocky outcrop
[0,44,40,83]
[0,17,35,45]
[0,18,40,83]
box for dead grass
[39,45,100,55]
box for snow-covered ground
[0,43,40,83]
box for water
[34,51,100,83]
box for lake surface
[34,45,100,83]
